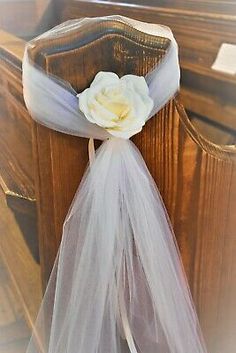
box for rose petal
[91,71,119,88]
[78,71,154,139]
[121,75,149,95]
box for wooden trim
[88,0,236,16]
[175,95,236,158]
[66,0,236,25]
[180,88,236,135]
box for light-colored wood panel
[0,30,38,261]
[0,189,42,329]
[0,1,37,37]
[0,255,30,353]
[100,0,236,15]
[0,30,25,61]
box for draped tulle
[22,16,180,138]
[27,139,207,353]
[23,15,208,353]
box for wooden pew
[0,0,57,39]
[57,0,236,132]
[25,17,236,353]
[0,30,42,328]
[1,2,235,257]
[0,2,236,352]
[0,30,38,260]
[0,0,38,38]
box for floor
[0,257,30,353]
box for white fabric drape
[23,16,180,139]
[23,16,208,353]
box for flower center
[96,90,131,122]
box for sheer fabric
[23,16,180,139]
[23,16,208,353]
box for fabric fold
[26,138,207,353]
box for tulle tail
[26,138,207,353]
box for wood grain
[58,0,236,131]
[0,255,31,353]
[97,0,236,15]
[0,1,38,38]
[0,188,42,330]
[190,114,236,145]
[26,17,236,353]
[0,30,39,261]
[28,19,171,284]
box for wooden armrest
[0,29,38,259]
[0,31,32,202]
[0,30,26,67]
[0,30,40,328]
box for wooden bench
[0,3,236,352]
[26,16,236,353]
[58,0,236,132]
[0,30,38,260]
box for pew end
[0,5,236,353]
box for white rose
[77,71,154,139]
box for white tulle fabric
[23,16,208,353]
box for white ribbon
[88,138,96,165]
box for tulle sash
[23,15,208,353]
